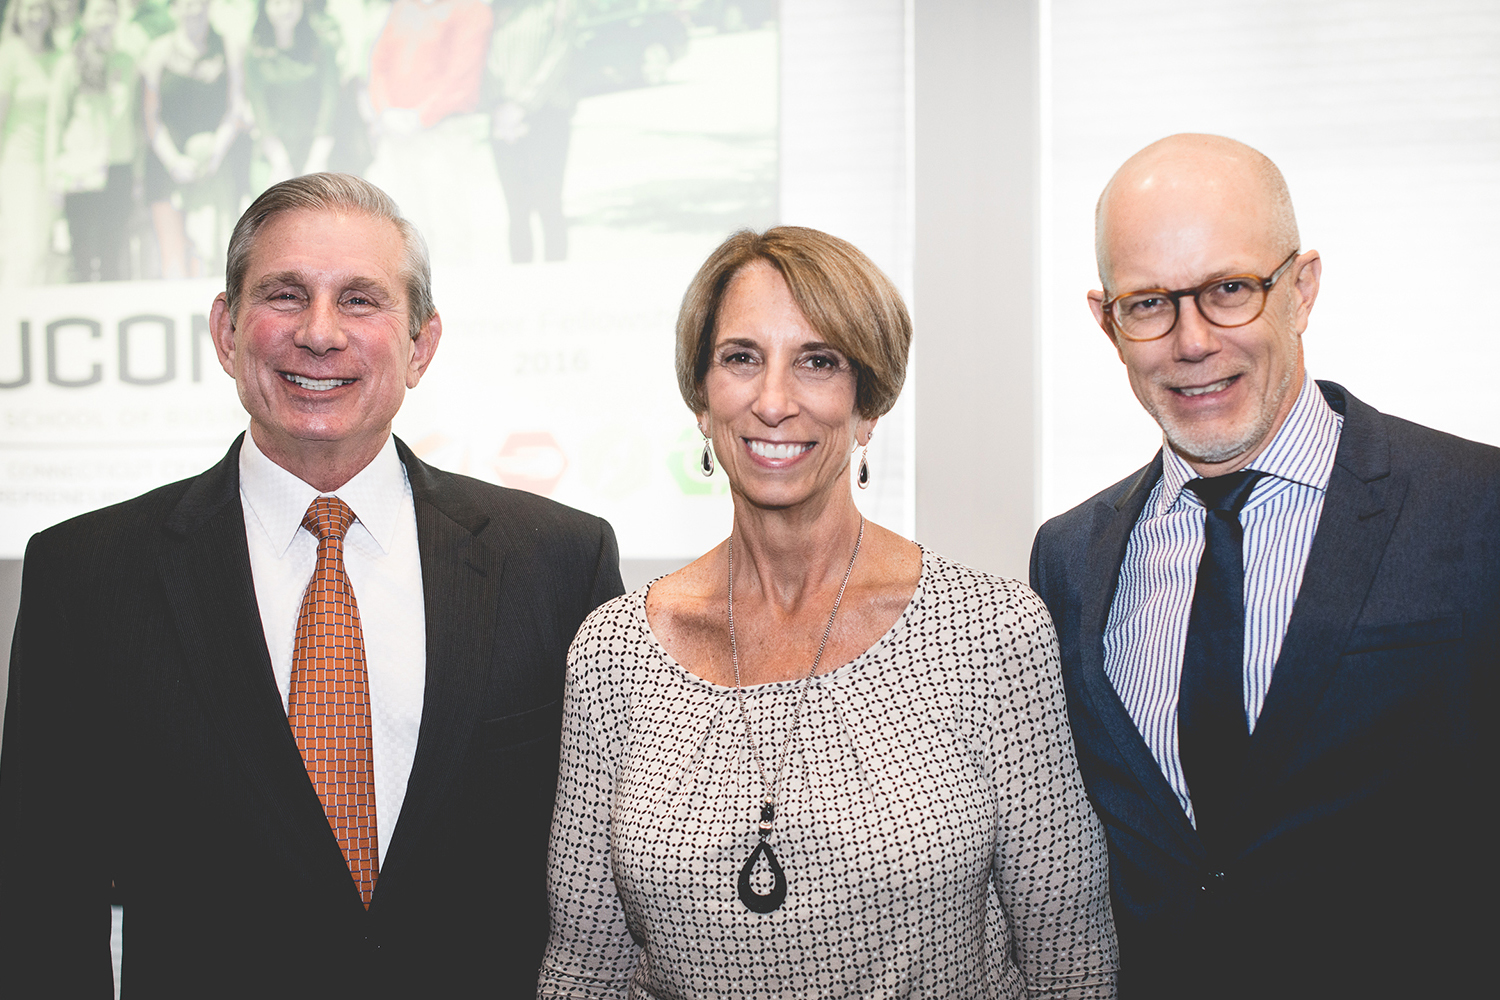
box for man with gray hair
[0,173,623,997]
[1030,135,1493,997]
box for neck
[273,23,295,48]
[250,424,389,493]
[729,486,865,610]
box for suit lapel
[157,439,356,884]
[1246,385,1404,787]
[1076,454,1203,855]
[379,442,505,880]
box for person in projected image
[539,226,1118,998]
[366,0,491,138]
[45,0,139,281]
[139,0,249,278]
[0,0,61,286]
[1029,134,1497,998]
[244,0,340,189]
[485,0,576,264]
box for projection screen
[0,0,915,566]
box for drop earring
[857,447,870,489]
[701,436,715,477]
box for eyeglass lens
[1114,278,1267,340]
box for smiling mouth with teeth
[1175,376,1237,397]
[283,373,355,392]
[747,440,813,460]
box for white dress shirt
[239,429,426,859]
[1103,374,1344,824]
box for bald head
[1095,134,1298,291]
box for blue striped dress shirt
[1102,375,1344,824]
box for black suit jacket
[0,436,624,998]
[1029,383,1496,998]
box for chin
[731,474,840,512]
[1160,411,1275,467]
[733,486,812,512]
[1156,368,1298,468]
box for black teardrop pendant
[737,839,787,913]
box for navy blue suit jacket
[1030,382,1496,998]
[0,436,624,998]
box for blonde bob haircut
[675,226,911,419]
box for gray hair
[223,173,435,338]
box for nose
[750,360,797,426]
[294,296,347,355]
[1169,295,1223,362]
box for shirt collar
[239,429,408,556]
[1157,373,1343,514]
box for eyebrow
[715,337,844,353]
[1121,267,1262,294]
[248,271,396,302]
[247,271,306,299]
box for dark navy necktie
[1179,469,1265,854]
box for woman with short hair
[540,226,1118,998]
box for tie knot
[302,495,356,541]
[1186,470,1266,515]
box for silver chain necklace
[728,515,864,913]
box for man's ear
[1290,250,1321,335]
[406,311,443,388]
[1087,289,1125,360]
[208,293,237,377]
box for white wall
[913,0,1041,582]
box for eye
[801,352,842,371]
[265,288,305,307]
[1205,279,1255,306]
[1122,294,1168,316]
[718,348,757,367]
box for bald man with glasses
[1029,134,1495,998]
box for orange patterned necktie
[289,496,379,907]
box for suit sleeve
[1028,521,1057,614]
[0,533,116,997]
[585,519,625,615]
[537,613,639,998]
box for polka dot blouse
[539,549,1118,999]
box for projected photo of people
[3,0,778,284]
